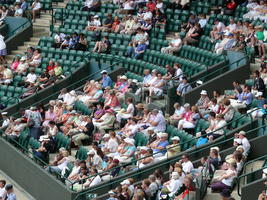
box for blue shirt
[102,75,113,88]
[236,92,253,105]
[176,82,192,95]
[21,1,28,11]
[153,140,169,154]
[135,44,147,54]
[143,74,152,84]
[196,137,208,147]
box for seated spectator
[14,3,23,17]
[96,13,114,32]
[54,61,63,77]
[33,136,51,162]
[196,130,209,147]
[178,105,200,130]
[0,65,13,85]
[69,32,80,49]
[238,130,251,156]
[149,132,169,157]
[167,136,181,158]
[176,77,192,96]
[118,0,135,14]
[140,19,152,33]
[93,107,115,133]
[127,39,147,59]
[148,109,166,132]
[169,102,185,126]
[250,91,267,119]
[21,0,28,12]
[137,148,154,168]
[86,150,103,170]
[161,33,182,55]
[225,18,237,33]
[93,36,111,54]
[10,56,20,71]
[111,16,120,33]
[210,19,226,41]
[86,15,100,31]
[46,150,70,174]
[148,73,165,103]
[15,56,28,74]
[104,90,121,111]
[211,162,237,192]
[28,48,41,67]
[146,0,156,12]
[31,0,41,22]
[183,23,203,46]
[131,28,149,46]
[161,172,182,197]
[198,13,207,28]
[231,34,246,52]
[113,138,136,163]
[82,0,100,12]
[100,70,113,88]
[120,15,135,34]
[229,85,253,111]
[153,10,166,26]
[179,153,194,174]
[47,60,55,72]
[116,97,135,123]
[208,114,227,141]
[135,69,155,96]
[214,32,236,54]
[196,90,210,115]
[174,175,196,199]
[4,118,26,141]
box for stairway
[5,1,68,64]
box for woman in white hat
[167,136,181,158]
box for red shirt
[227,2,237,10]
[47,65,55,71]
[146,2,156,12]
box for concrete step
[10,50,25,55]
[23,41,38,46]
[204,187,241,200]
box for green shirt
[54,66,62,76]
[256,31,264,41]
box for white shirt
[143,11,153,20]
[107,138,118,153]
[26,73,37,83]
[180,0,189,6]
[0,187,5,198]
[175,68,183,80]
[174,107,185,117]
[216,22,225,32]
[6,193,16,200]
[199,19,207,28]
[32,2,41,10]
[241,137,250,155]
[182,161,193,173]
[171,38,182,47]
[152,113,166,132]
[167,179,182,197]
[124,1,134,10]
[213,120,227,135]
[227,23,237,32]
[16,62,29,73]
[93,154,103,169]
[57,157,69,170]
[63,93,76,105]
[68,166,80,178]
[88,175,101,187]
[0,35,6,50]
[92,19,101,27]
[127,103,135,116]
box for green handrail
[237,165,267,196]
[67,111,257,191]
[243,154,267,172]
[71,123,266,198]
[7,17,32,37]
[189,55,248,86]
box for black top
[85,122,94,137]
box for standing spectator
[161,33,182,55]
[31,0,41,22]
[0,180,6,199]
[253,70,265,95]
[0,34,6,64]
[4,184,16,200]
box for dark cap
[5,184,13,191]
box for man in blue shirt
[21,0,28,12]
[100,70,113,88]
[127,40,147,59]
[176,77,192,96]
[5,184,17,200]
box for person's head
[101,70,107,77]
[141,179,150,189]
[173,102,181,110]
[183,175,193,188]
[253,70,260,78]
[243,85,251,93]
[200,90,208,97]
[232,80,240,88]
[209,111,216,119]
[216,113,224,121]
[182,153,190,162]
[79,33,85,39]
[144,69,150,76]
[48,120,56,127]
[104,36,109,41]
[147,127,154,135]
[182,76,188,83]
[210,148,218,158]
[0,180,6,188]
[200,156,208,165]
[171,136,180,144]
[157,73,162,79]
[127,97,133,104]
[109,131,116,138]
[229,18,235,24]
[214,18,219,25]
[152,109,159,116]
[152,69,158,76]
[213,90,221,98]
[238,130,246,139]
[159,133,168,141]
[173,63,181,69]
[96,102,104,109]
[223,98,231,106]
[191,105,199,113]
[184,103,190,111]
[5,184,13,194]
[87,150,95,157]
[35,48,41,54]
[233,151,243,162]
[107,13,112,19]
[30,68,35,74]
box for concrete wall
[0,138,76,200]
[241,177,267,200]
[180,61,250,105]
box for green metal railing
[7,18,32,37]
[71,122,265,199]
